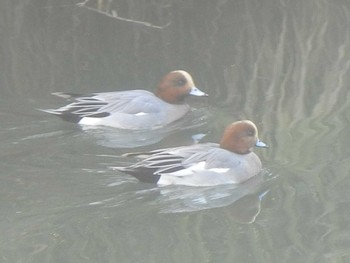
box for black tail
[114,167,161,184]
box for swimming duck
[41,70,207,130]
[114,120,268,186]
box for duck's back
[75,90,190,129]
[158,147,262,186]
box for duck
[114,120,268,186]
[41,70,208,130]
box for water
[1,0,350,262]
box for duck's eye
[175,78,187,87]
[247,129,255,136]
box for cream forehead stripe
[236,120,258,135]
[171,70,195,85]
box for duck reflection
[155,170,274,224]
[98,170,276,224]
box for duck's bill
[189,87,208,97]
[256,139,268,148]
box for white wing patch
[208,168,230,173]
[167,162,229,177]
[169,161,206,177]
[135,112,148,116]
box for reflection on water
[90,170,276,223]
[155,171,274,217]
[2,0,350,262]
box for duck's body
[115,120,268,186]
[41,70,207,130]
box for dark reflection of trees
[3,0,350,184]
